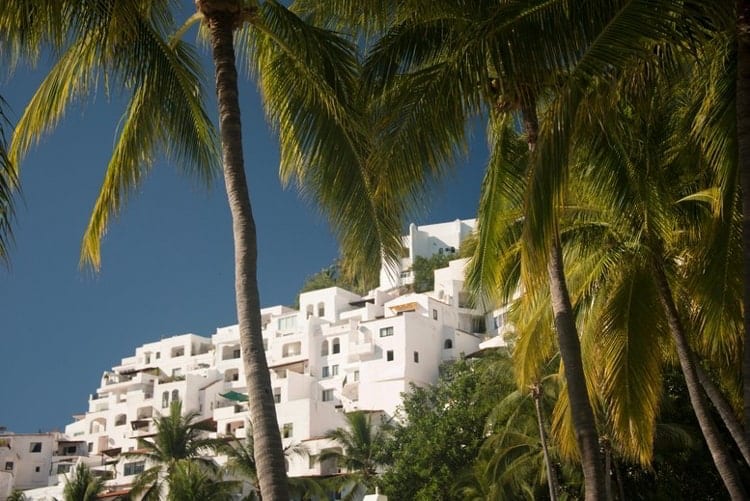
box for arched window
[321,340,329,356]
[444,339,453,349]
[90,417,106,434]
[162,391,169,408]
[171,389,179,403]
[332,337,340,354]
[317,302,325,317]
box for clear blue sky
[0,44,487,433]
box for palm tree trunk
[547,238,606,501]
[652,260,748,500]
[199,3,289,500]
[532,383,558,501]
[603,441,612,501]
[737,0,750,446]
[520,95,606,500]
[695,362,750,467]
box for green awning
[220,391,248,402]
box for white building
[0,430,98,500]
[13,219,505,500]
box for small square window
[35,466,41,473]
[4,462,12,471]
[414,351,419,363]
[155,352,161,359]
[379,327,394,337]
[29,442,42,453]
[322,389,334,402]
[282,423,293,438]
[386,350,394,362]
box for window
[332,338,340,354]
[282,423,293,438]
[115,414,127,426]
[87,443,93,453]
[306,305,314,319]
[4,462,12,471]
[379,327,394,337]
[322,389,334,402]
[282,341,301,357]
[273,388,281,404]
[263,338,268,351]
[29,442,42,453]
[56,463,72,475]
[444,339,453,349]
[124,461,145,476]
[413,351,419,363]
[331,365,339,377]
[322,366,330,378]
[171,389,179,402]
[232,348,241,359]
[155,352,161,359]
[35,466,41,473]
[433,309,438,320]
[321,340,329,356]
[162,391,169,408]
[386,350,394,362]
[278,316,296,331]
[353,370,360,382]
[318,302,325,317]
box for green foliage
[297,260,372,304]
[380,351,513,500]
[63,464,104,501]
[411,253,452,293]
[6,489,29,501]
[167,460,239,501]
[125,400,224,500]
[617,367,730,500]
[0,96,15,264]
[321,411,393,499]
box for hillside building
[10,219,510,500]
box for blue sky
[0,45,487,433]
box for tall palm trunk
[695,363,750,466]
[531,383,558,501]
[520,96,606,500]
[198,2,289,499]
[738,0,750,445]
[652,260,748,500]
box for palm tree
[63,464,105,501]
[167,459,240,501]
[6,490,29,501]
[220,430,327,499]
[126,400,223,499]
[0,97,14,263]
[559,71,747,497]
[8,2,407,498]
[319,411,392,500]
